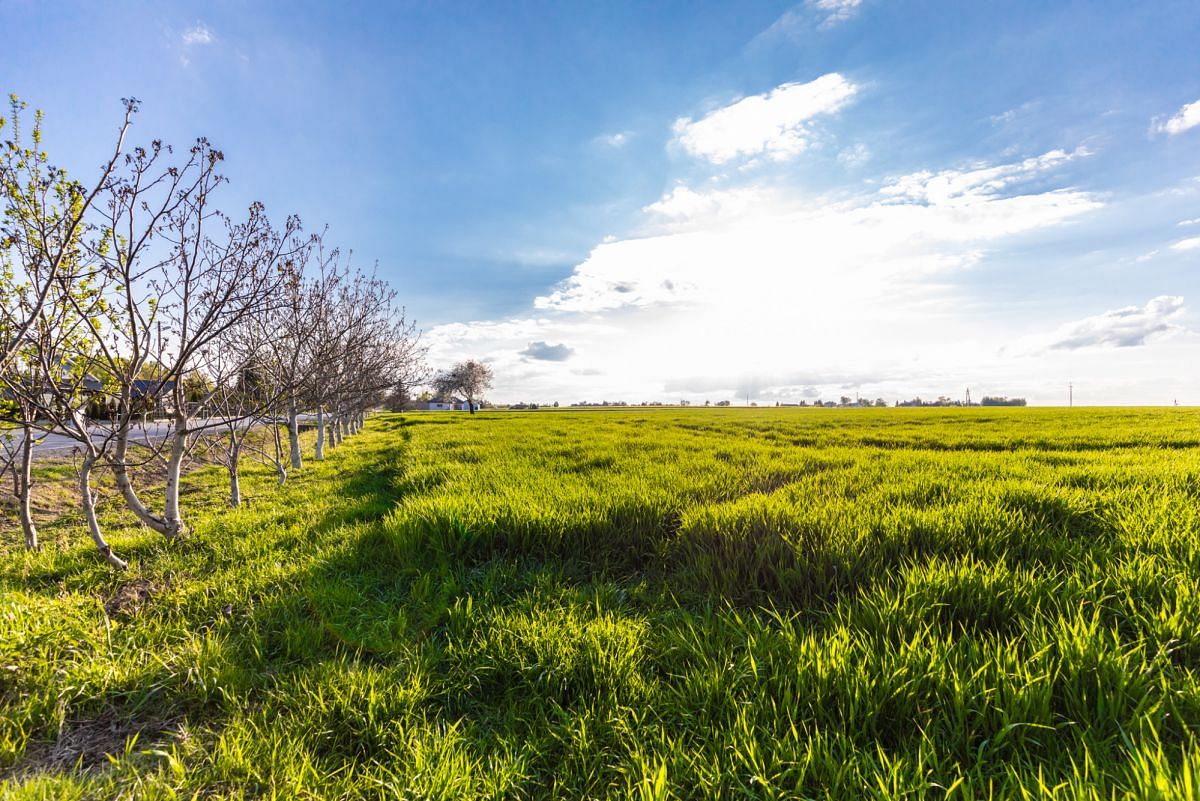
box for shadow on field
[2,421,432,785]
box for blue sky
[4,1,1200,404]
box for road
[6,416,318,455]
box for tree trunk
[339,414,349,438]
[287,396,302,470]
[112,426,168,534]
[227,438,242,508]
[315,405,325,460]
[162,415,188,538]
[18,421,38,550]
[80,452,128,570]
[271,423,289,486]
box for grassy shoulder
[2,408,1199,799]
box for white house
[424,397,480,411]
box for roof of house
[131,379,176,397]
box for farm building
[424,397,479,411]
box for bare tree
[0,97,134,566]
[1,247,130,567]
[198,316,288,507]
[0,95,134,373]
[77,134,299,540]
[2,95,423,566]
[0,391,39,550]
[433,360,493,414]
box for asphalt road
[7,416,318,455]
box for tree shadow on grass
[1,415,1161,795]
[0,422,428,787]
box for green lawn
[2,408,1199,799]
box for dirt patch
[104,578,159,618]
[4,709,180,779]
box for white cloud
[880,147,1089,205]
[1171,236,1200,251]
[807,0,863,27]
[423,146,1117,404]
[182,25,214,46]
[1155,99,1200,136]
[749,1,864,49]
[1179,218,1200,226]
[672,74,859,164]
[420,141,1200,402]
[178,23,215,66]
[641,185,767,222]
[838,143,871,167]
[533,154,1098,316]
[1046,296,1186,350]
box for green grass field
[2,408,1199,799]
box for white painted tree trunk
[315,405,326,460]
[80,452,128,570]
[162,415,189,538]
[18,420,38,550]
[227,438,242,508]
[287,396,302,470]
[339,414,349,438]
[112,426,168,534]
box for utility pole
[964,387,972,407]
[1068,381,1073,408]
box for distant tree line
[0,96,426,567]
[980,396,1027,406]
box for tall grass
[2,407,1199,798]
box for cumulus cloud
[642,185,766,221]
[1155,99,1200,136]
[425,146,1114,403]
[521,341,575,361]
[672,74,859,164]
[1171,236,1200,251]
[1047,296,1186,350]
[535,148,1098,315]
[1179,218,1200,227]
